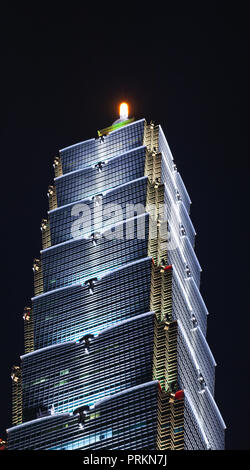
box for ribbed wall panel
[56,147,147,207]
[163,184,196,250]
[180,236,201,286]
[179,200,196,247]
[32,258,152,349]
[158,125,191,216]
[177,321,215,397]
[185,276,208,330]
[184,391,209,450]
[167,233,201,290]
[175,172,191,213]
[158,126,174,170]
[9,118,225,450]
[49,177,148,246]
[41,214,150,293]
[60,119,146,174]
[177,328,225,449]
[21,313,155,420]
[189,327,216,395]
[172,267,207,337]
[7,381,158,450]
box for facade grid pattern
[8,118,225,450]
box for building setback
[7,114,225,449]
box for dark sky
[0,8,249,450]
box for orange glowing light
[119,102,129,120]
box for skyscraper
[7,107,225,450]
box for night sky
[0,8,249,450]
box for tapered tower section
[7,111,225,449]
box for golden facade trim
[33,258,43,296]
[53,156,63,178]
[144,119,185,450]
[157,388,185,450]
[41,218,51,250]
[143,121,159,153]
[47,185,57,211]
[23,307,34,354]
[156,387,171,450]
[170,393,185,450]
[11,366,22,426]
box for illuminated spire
[110,102,131,128]
[119,102,129,120]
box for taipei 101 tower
[7,104,225,450]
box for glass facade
[41,214,150,293]
[49,176,148,246]
[8,118,225,450]
[56,147,147,207]
[60,119,145,174]
[8,381,159,450]
[21,312,155,421]
[32,257,152,349]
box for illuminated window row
[177,321,215,398]
[158,126,191,213]
[33,258,152,348]
[163,186,196,258]
[172,270,207,337]
[49,177,148,246]
[41,214,150,293]
[184,396,208,450]
[60,119,145,174]
[7,381,159,450]
[56,147,147,208]
[177,333,225,449]
[161,180,199,288]
[21,313,155,420]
